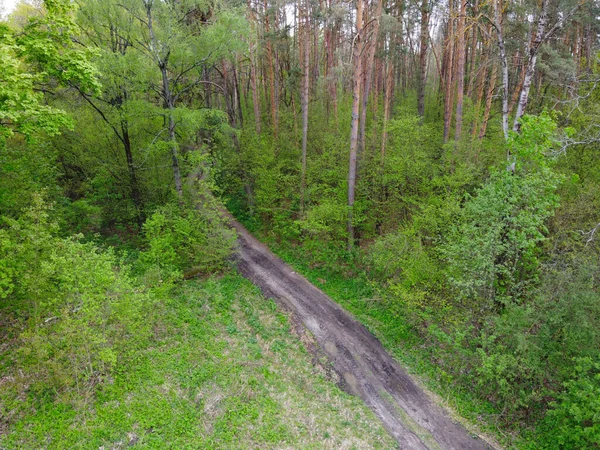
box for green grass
[0,273,396,449]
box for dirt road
[230,218,493,449]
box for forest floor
[231,217,497,450]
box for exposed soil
[229,217,495,449]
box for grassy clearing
[0,273,396,449]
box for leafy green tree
[0,0,154,405]
[119,0,247,196]
[70,0,148,227]
[0,0,99,216]
[442,114,562,311]
[0,25,70,142]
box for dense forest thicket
[1,0,600,447]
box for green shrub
[535,358,600,449]
[0,194,153,401]
[296,198,347,243]
[442,114,562,311]
[18,239,152,400]
[428,252,600,432]
[140,199,236,280]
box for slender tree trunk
[417,0,429,117]
[222,60,234,125]
[166,100,183,196]
[381,55,393,163]
[393,0,404,100]
[493,0,509,141]
[233,60,244,128]
[204,66,212,108]
[331,21,339,129]
[454,0,467,142]
[145,1,183,196]
[429,29,443,96]
[300,0,310,211]
[247,0,261,133]
[324,0,339,130]
[513,0,549,132]
[471,47,489,138]
[479,62,498,140]
[264,0,278,136]
[443,1,456,142]
[512,0,581,131]
[508,58,526,116]
[312,3,320,95]
[348,0,364,250]
[250,50,261,133]
[466,0,479,98]
[121,120,144,228]
[324,14,332,118]
[358,0,383,154]
[76,88,145,228]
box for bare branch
[580,222,600,247]
[554,124,600,156]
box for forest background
[1,0,600,448]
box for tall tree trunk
[493,0,509,141]
[250,49,261,133]
[508,57,526,116]
[222,60,234,125]
[512,0,581,131]
[145,1,183,196]
[393,0,404,99]
[324,11,332,117]
[312,2,320,95]
[443,1,456,142]
[381,54,393,163]
[300,0,310,211]
[454,0,467,142]
[325,0,339,130]
[478,63,498,140]
[358,0,383,154]
[166,98,183,196]
[471,46,489,138]
[331,21,340,128]
[204,66,212,108]
[417,0,429,117]
[121,120,144,228]
[247,0,261,133]
[233,60,244,128]
[75,88,145,228]
[513,0,549,132]
[264,0,278,136]
[466,0,479,98]
[348,0,364,250]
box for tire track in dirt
[229,217,494,449]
